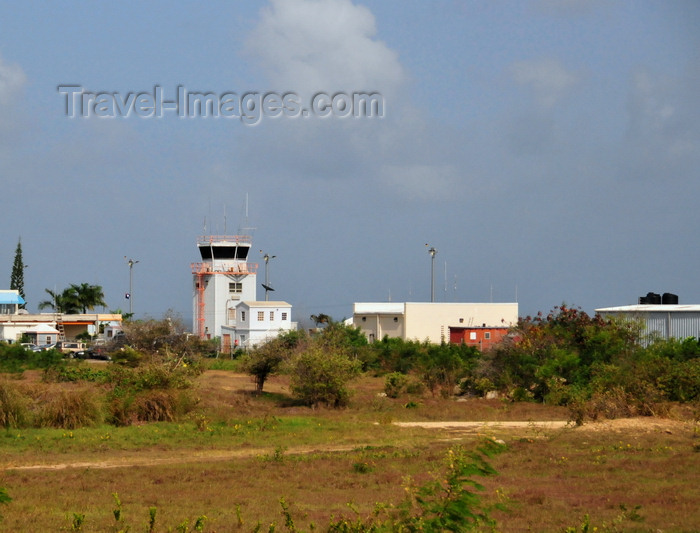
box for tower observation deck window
[229,282,242,294]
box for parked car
[56,341,87,357]
[20,343,42,352]
[75,343,111,361]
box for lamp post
[125,257,139,314]
[260,251,276,301]
[426,244,437,302]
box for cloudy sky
[1,1,698,325]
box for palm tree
[38,284,106,314]
[38,288,81,314]
[70,283,107,313]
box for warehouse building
[596,292,700,344]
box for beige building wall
[353,302,518,344]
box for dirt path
[4,417,690,472]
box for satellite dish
[261,284,275,292]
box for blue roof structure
[0,293,25,305]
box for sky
[1,0,699,327]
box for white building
[352,302,518,344]
[221,300,293,349]
[191,234,294,349]
[596,304,700,343]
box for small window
[229,282,242,294]
[228,308,236,321]
[257,311,265,321]
[241,311,246,322]
[469,332,477,340]
[269,311,274,321]
[393,317,398,322]
[361,317,366,322]
[484,332,491,340]
[459,318,464,323]
[281,312,288,321]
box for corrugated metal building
[595,304,700,343]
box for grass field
[1,370,699,532]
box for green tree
[37,284,106,314]
[288,344,362,407]
[10,238,25,309]
[240,333,300,393]
[69,283,107,313]
[38,288,80,314]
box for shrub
[133,390,178,422]
[288,345,362,407]
[38,389,102,429]
[0,380,30,428]
[384,372,409,398]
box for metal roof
[596,304,700,313]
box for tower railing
[197,235,252,245]
[191,262,258,275]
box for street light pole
[125,257,139,315]
[260,251,276,302]
[426,245,437,302]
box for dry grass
[0,369,698,531]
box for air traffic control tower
[191,235,258,339]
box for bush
[384,372,409,398]
[133,390,178,422]
[288,345,362,407]
[38,389,102,429]
[0,380,30,428]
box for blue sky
[1,0,698,326]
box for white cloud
[0,54,26,106]
[625,67,700,162]
[510,58,578,109]
[246,0,404,97]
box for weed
[352,461,373,474]
[38,389,102,429]
[70,512,85,531]
[0,380,30,428]
[0,486,10,521]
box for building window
[228,308,236,321]
[241,311,246,322]
[229,282,242,294]
[269,311,274,321]
[361,317,366,322]
[281,312,288,321]
[393,317,398,322]
[469,332,477,340]
[484,332,491,340]
[257,311,265,321]
[459,318,464,323]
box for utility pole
[426,244,437,302]
[125,257,139,315]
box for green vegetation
[9,238,25,309]
[38,283,107,314]
[1,306,699,530]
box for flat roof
[596,305,700,313]
[239,301,291,308]
[353,303,405,314]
